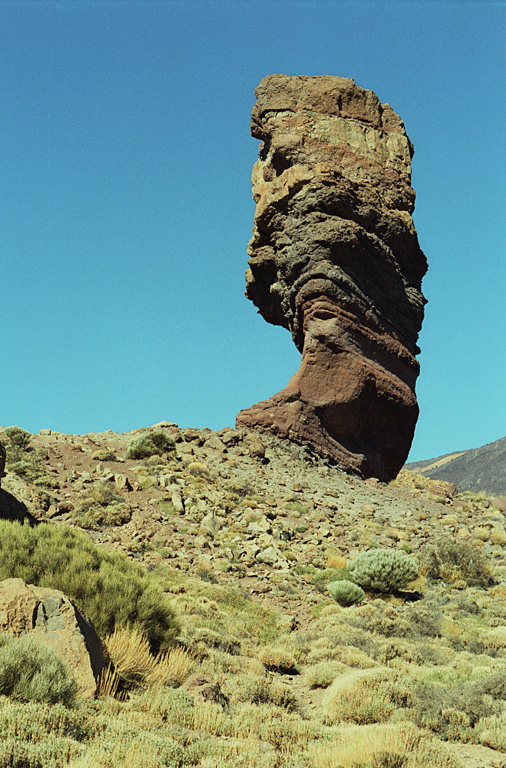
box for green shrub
[73,482,131,529]
[126,430,176,460]
[0,521,179,652]
[0,634,77,706]
[0,736,84,768]
[327,580,365,607]
[411,677,500,740]
[421,538,492,587]
[312,566,351,590]
[2,427,50,484]
[349,548,419,594]
[4,426,31,450]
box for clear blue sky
[2,0,505,462]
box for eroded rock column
[236,74,427,480]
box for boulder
[0,578,105,697]
[236,75,427,481]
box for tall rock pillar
[236,74,427,481]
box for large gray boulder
[0,578,105,697]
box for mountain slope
[407,436,506,495]
[1,424,506,766]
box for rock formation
[0,442,5,488]
[0,578,105,697]
[236,74,427,480]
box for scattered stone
[181,673,229,708]
[114,474,133,493]
[204,435,227,453]
[171,492,184,514]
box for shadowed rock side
[0,442,5,488]
[236,74,427,480]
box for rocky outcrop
[236,74,427,480]
[0,578,105,697]
[0,442,5,488]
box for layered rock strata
[236,74,427,480]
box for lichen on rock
[236,74,427,481]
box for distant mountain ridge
[406,435,506,495]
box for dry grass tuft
[310,721,463,767]
[148,646,194,686]
[326,553,348,569]
[96,664,122,700]
[105,628,154,684]
[104,627,193,689]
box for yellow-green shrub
[0,521,179,652]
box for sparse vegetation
[2,426,506,766]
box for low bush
[421,538,493,587]
[73,482,131,530]
[305,661,347,689]
[0,736,84,768]
[349,549,419,594]
[410,676,501,740]
[0,521,179,652]
[91,450,117,462]
[4,426,31,450]
[322,667,411,726]
[310,722,462,768]
[327,580,365,607]
[0,697,91,742]
[0,634,77,706]
[126,431,175,460]
[259,647,298,674]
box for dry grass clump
[187,461,210,477]
[239,676,300,713]
[322,667,411,725]
[104,627,193,690]
[482,626,506,650]
[328,644,378,669]
[258,647,298,674]
[478,710,506,750]
[149,646,194,686]
[310,721,463,768]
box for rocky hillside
[1,422,506,767]
[407,436,506,495]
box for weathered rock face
[0,442,5,488]
[236,74,427,481]
[0,578,105,697]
